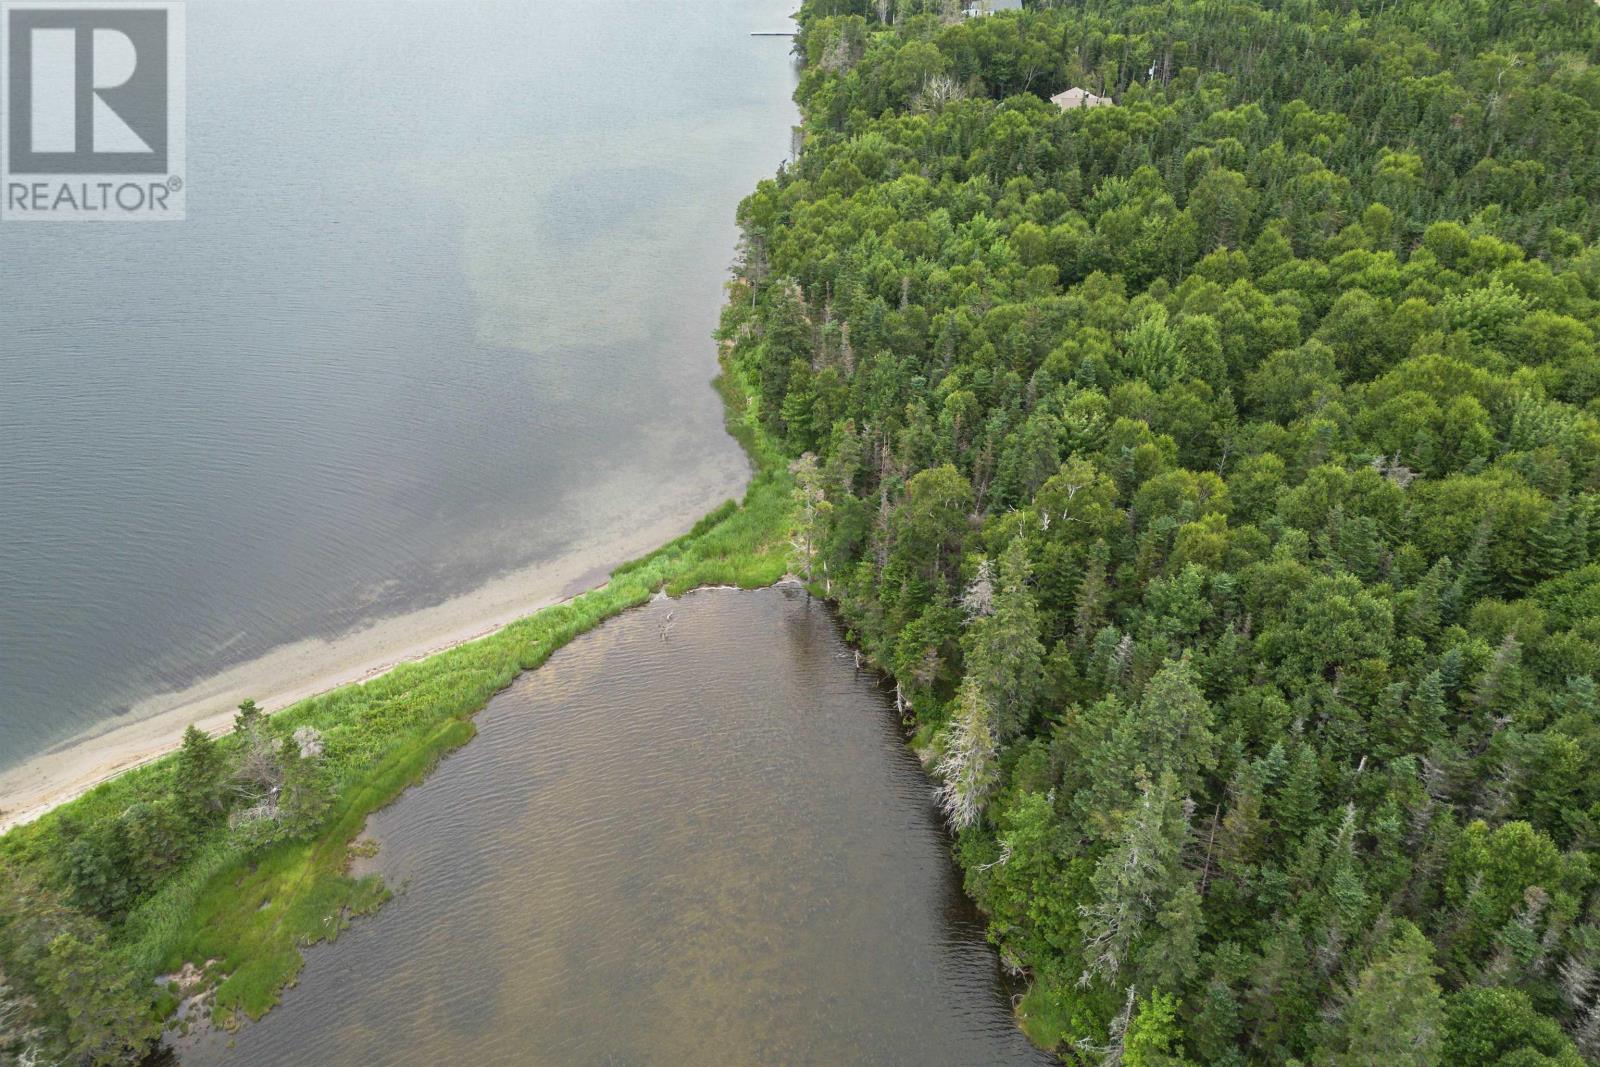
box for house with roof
[963,0,1023,16]
[1051,86,1114,110]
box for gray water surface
[0,0,796,768]
[185,588,1054,1066]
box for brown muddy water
[182,588,1053,1066]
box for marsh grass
[0,361,796,1026]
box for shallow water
[184,589,1054,1066]
[0,0,797,769]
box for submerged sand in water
[0,479,741,833]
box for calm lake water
[184,588,1053,1066]
[0,0,796,769]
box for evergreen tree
[172,724,227,833]
[37,932,160,1065]
[1080,773,1192,986]
[1316,921,1443,1067]
[233,698,263,734]
[1123,658,1216,797]
[965,538,1045,741]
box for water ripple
[183,590,1053,1067]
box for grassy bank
[0,360,795,1050]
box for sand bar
[0,503,731,834]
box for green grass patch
[163,715,472,1021]
[1016,974,1078,1052]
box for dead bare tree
[230,724,285,823]
[961,557,996,621]
[912,73,968,114]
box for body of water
[0,0,796,770]
[184,589,1053,1066]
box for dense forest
[721,0,1600,1062]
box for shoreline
[0,353,795,1031]
[0,500,738,834]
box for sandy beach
[0,502,732,834]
